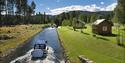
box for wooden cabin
[92,19,113,35]
[73,20,85,29]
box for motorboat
[31,40,48,59]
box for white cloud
[1,11,6,15]
[105,3,117,11]
[46,3,117,15]
[100,2,104,5]
[47,8,50,10]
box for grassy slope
[0,25,43,55]
[58,25,125,63]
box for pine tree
[0,0,5,26]
[113,0,125,46]
[6,0,14,15]
[114,0,125,25]
[0,0,5,15]
[31,1,36,15]
[90,13,98,23]
[79,14,87,23]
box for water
[10,27,65,63]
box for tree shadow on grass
[122,29,125,31]
[68,27,74,30]
[118,44,125,48]
[100,34,117,37]
[96,36,110,41]
[81,32,90,35]
[74,30,79,32]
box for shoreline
[0,30,42,63]
[56,28,70,63]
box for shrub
[0,34,15,40]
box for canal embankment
[0,25,43,63]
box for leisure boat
[31,40,48,59]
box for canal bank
[0,29,42,63]
[56,28,70,63]
[1,27,66,63]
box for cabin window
[102,26,107,31]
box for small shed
[92,19,113,35]
[73,20,85,29]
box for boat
[31,40,48,60]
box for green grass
[58,24,125,63]
[0,24,43,55]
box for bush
[42,24,50,28]
[0,34,15,40]
[7,31,11,33]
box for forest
[0,0,125,27]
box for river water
[10,27,65,63]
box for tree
[0,0,5,15]
[55,15,63,26]
[26,5,32,24]
[72,18,77,31]
[0,0,5,26]
[79,14,87,23]
[0,0,15,25]
[114,0,125,25]
[15,0,22,15]
[86,14,91,23]
[31,1,36,15]
[113,0,125,46]
[45,16,50,24]
[6,0,14,15]
[114,0,125,24]
[90,13,98,23]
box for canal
[9,27,65,63]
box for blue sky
[28,0,117,15]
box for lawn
[0,24,43,56]
[58,24,125,63]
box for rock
[78,55,95,63]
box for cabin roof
[93,19,105,25]
[78,20,85,24]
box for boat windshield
[34,44,46,49]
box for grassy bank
[58,25,125,63]
[0,24,43,56]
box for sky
[28,0,117,15]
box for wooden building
[73,20,85,29]
[92,19,113,35]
